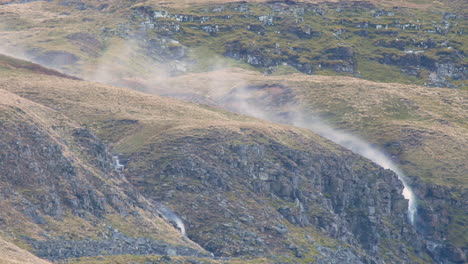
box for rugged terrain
[0,54,433,263]
[0,0,466,263]
[0,0,466,88]
[162,68,467,263]
[0,76,213,262]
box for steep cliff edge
[0,89,209,261]
[0,0,464,261]
[125,128,423,262]
[161,69,467,263]
[0,55,434,263]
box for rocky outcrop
[125,129,422,262]
[31,50,79,68]
[28,229,211,261]
[0,121,129,219]
[207,82,467,264]
[412,179,467,264]
[147,38,187,60]
[0,97,206,261]
[124,2,466,87]
[429,62,467,88]
[321,46,356,73]
[6,0,466,87]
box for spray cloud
[0,34,417,225]
[214,81,417,225]
[293,116,417,224]
[159,205,186,236]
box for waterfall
[295,118,417,224]
[159,205,187,235]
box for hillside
[0,0,466,88]
[0,80,212,262]
[0,54,437,263]
[0,238,51,264]
[0,0,466,263]
[162,68,467,258]
[163,69,467,187]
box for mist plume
[293,116,417,224]
[213,81,418,225]
[159,205,187,236]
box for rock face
[0,92,207,261]
[124,2,466,88]
[413,179,468,264]
[32,50,79,68]
[2,0,466,90]
[4,0,465,87]
[28,230,210,261]
[125,129,422,262]
[0,118,132,220]
[0,52,464,263]
[208,82,467,264]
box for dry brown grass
[0,62,337,155]
[0,2,66,22]
[0,238,51,264]
[0,1,126,68]
[1,50,466,187]
[143,0,456,10]
[0,87,208,251]
[164,68,468,186]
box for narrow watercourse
[294,118,417,225]
[219,86,417,225]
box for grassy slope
[1,0,463,163]
[0,0,465,258]
[0,237,51,264]
[290,75,467,186]
[0,67,426,264]
[66,255,271,264]
[144,0,465,10]
[2,0,463,9]
[0,56,338,155]
[0,87,202,243]
[0,1,127,76]
[0,0,466,88]
[285,75,468,248]
[172,1,465,85]
[0,55,350,263]
[164,69,468,188]
[164,68,467,249]
[0,73,224,264]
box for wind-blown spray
[220,85,417,225]
[1,40,417,224]
[159,205,186,235]
[294,117,417,224]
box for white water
[159,205,187,235]
[173,217,187,236]
[295,118,417,224]
[223,87,417,225]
